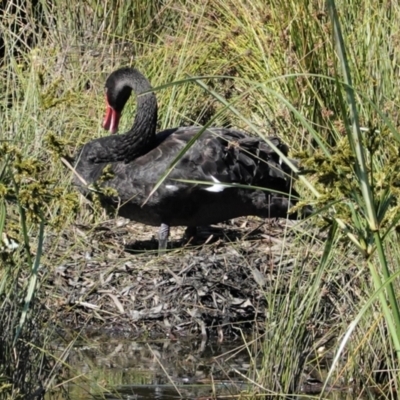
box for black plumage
[73,67,308,250]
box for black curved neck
[77,68,159,166]
[114,68,158,161]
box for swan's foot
[158,223,170,253]
[184,226,197,244]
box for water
[44,332,361,400]
[46,336,254,400]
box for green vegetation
[2,0,400,398]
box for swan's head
[102,69,133,134]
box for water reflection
[46,336,254,400]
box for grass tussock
[2,0,400,398]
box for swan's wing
[105,126,293,197]
[164,127,291,186]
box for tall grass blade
[328,0,377,230]
[327,0,400,362]
[322,268,400,396]
[14,216,45,344]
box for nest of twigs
[43,217,312,339]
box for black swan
[73,67,308,250]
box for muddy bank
[43,217,314,338]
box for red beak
[102,95,121,134]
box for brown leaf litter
[42,216,314,338]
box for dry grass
[2,0,400,397]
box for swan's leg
[158,223,170,252]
